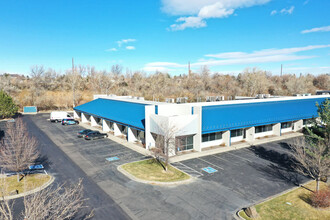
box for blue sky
[0,0,329,75]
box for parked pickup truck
[84,131,108,140]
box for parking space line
[226,152,252,163]
[174,162,204,176]
[197,158,224,170]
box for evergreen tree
[0,90,18,119]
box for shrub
[310,187,330,208]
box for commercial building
[73,95,329,156]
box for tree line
[0,65,329,110]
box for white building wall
[157,104,191,116]
[231,135,244,143]
[293,120,303,132]
[254,130,273,138]
[81,113,89,123]
[102,119,111,132]
[113,123,121,136]
[245,127,255,142]
[127,127,137,142]
[273,123,281,136]
[201,139,224,148]
[222,130,230,146]
[91,116,98,127]
[192,106,202,152]
[145,105,156,150]
[73,111,80,119]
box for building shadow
[248,145,308,186]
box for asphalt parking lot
[26,114,309,220]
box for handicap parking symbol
[202,167,217,174]
[106,156,119,162]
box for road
[22,115,131,220]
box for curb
[117,159,194,186]
[233,179,315,220]
[0,175,55,200]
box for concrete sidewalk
[169,132,303,163]
[77,121,303,164]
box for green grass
[0,174,51,196]
[239,181,330,220]
[121,159,190,182]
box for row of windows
[281,122,292,129]
[231,129,243,137]
[255,125,272,133]
[202,132,222,142]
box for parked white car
[50,111,73,123]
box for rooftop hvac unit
[256,94,264,99]
[206,96,217,102]
[215,96,224,101]
[176,97,188,104]
[165,98,175,103]
[264,94,271,98]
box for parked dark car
[84,131,108,140]
[61,118,79,125]
[77,129,94,138]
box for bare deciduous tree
[23,179,92,220]
[151,123,177,171]
[0,118,39,182]
[0,177,14,220]
[289,138,329,192]
[289,99,330,192]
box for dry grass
[239,181,330,220]
[122,159,190,182]
[0,174,51,196]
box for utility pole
[188,61,191,76]
[280,64,283,76]
[72,57,75,108]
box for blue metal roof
[202,98,328,134]
[74,98,148,130]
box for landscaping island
[239,181,330,220]
[120,159,190,184]
[0,174,52,197]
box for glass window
[202,132,222,142]
[202,134,209,142]
[231,129,243,137]
[255,125,273,133]
[216,132,222,140]
[177,136,194,151]
[281,122,292,129]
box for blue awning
[74,98,148,130]
[202,97,328,134]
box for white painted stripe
[197,158,224,170]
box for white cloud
[301,25,330,34]
[163,0,270,31]
[105,48,117,52]
[270,10,277,15]
[271,6,294,15]
[126,46,136,50]
[144,44,330,70]
[170,16,206,31]
[117,39,136,47]
[280,6,294,14]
